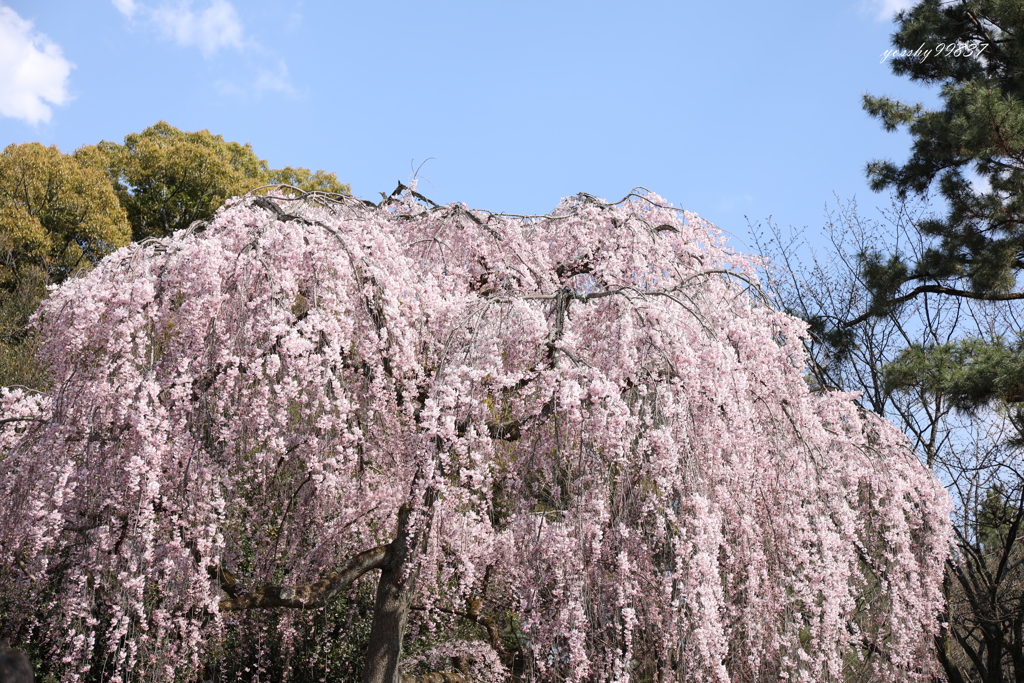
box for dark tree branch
[218,544,389,611]
[843,284,1024,328]
[411,597,508,661]
[0,416,45,428]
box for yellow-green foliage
[0,142,131,287]
[78,121,350,241]
[265,166,350,196]
[0,143,131,388]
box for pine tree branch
[843,284,1024,328]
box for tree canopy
[0,142,130,288]
[77,121,350,241]
[0,187,951,683]
[861,0,1024,315]
[0,142,131,388]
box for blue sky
[0,0,936,251]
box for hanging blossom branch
[0,184,952,683]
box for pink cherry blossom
[0,188,951,682]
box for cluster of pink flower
[0,187,951,682]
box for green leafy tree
[78,121,350,241]
[861,0,1024,314]
[0,142,131,388]
[883,336,1024,413]
[0,142,130,286]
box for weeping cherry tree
[0,187,951,682]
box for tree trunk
[361,492,435,683]
[361,554,415,683]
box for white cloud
[870,0,918,21]
[213,79,244,97]
[112,0,138,19]
[0,6,73,125]
[148,0,244,57]
[116,1,296,96]
[255,60,296,97]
